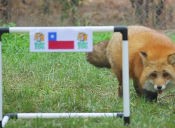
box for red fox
[87,26,175,101]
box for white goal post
[0,26,130,127]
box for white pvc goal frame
[0,26,130,128]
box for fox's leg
[133,78,142,96]
[112,67,123,97]
[117,72,123,97]
[142,90,158,102]
[133,78,157,101]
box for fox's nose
[157,86,162,90]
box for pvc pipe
[2,116,9,128]
[0,41,2,124]
[122,40,130,117]
[0,26,130,126]
[9,26,114,33]
[17,113,123,119]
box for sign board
[30,28,93,52]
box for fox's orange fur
[86,26,175,101]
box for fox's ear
[139,51,147,66]
[168,53,175,65]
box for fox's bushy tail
[86,41,111,68]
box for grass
[1,31,175,128]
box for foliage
[1,22,16,27]
[56,0,83,25]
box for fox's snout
[154,85,167,94]
[154,85,166,91]
[152,77,171,92]
[143,77,171,93]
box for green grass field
[1,31,175,128]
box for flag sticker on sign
[30,28,93,52]
[48,32,74,49]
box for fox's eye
[150,73,157,78]
[163,72,169,78]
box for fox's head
[139,51,175,94]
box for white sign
[30,28,93,52]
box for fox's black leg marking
[143,89,158,101]
[133,78,142,96]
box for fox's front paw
[118,86,123,97]
[142,89,158,101]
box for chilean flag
[48,32,74,49]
